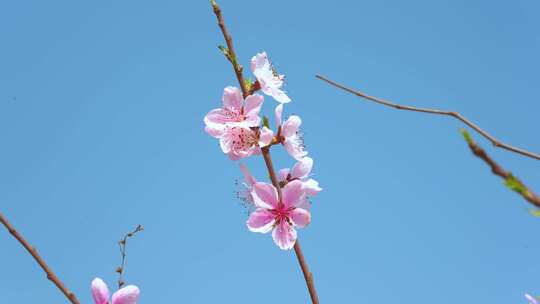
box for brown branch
[316,74,540,161]
[293,239,320,303]
[116,224,143,289]
[211,2,319,303]
[0,213,80,304]
[211,0,249,97]
[460,130,540,208]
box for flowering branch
[116,224,143,289]
[460,130,540,208]
[316,74,540,161]
[0,212,80,304]
[209,1,319,303]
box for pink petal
[251,52,269,72]
[290,157,313,179]
[244,94,264,117]
[272,220,297,250]
[227,151,243,161]
[297,197,312,210]
[270,87,291,103]
[275,104,283,127]
[243,115,261,128]
[247,208,276,233]
[252,182,279,209]
[282,115,301,138]
[112,285,139,304]
[303,178,322,196]
[204,125,224,138]
[204,108,229,126]
[288,208,311,228]
[91,278,110,304]
[284,140,308,161]
[281,180,305,208]
[239,163,256,186]
[219,133,232,154]
[222,86,243,111]
[258,126,274,147]
[278,168,290,182]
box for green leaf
[528,209,540,217]
[504,174,527,195]
[460,128,473,145]
[217,45,229,57]
[244,78,254,92]
[262,116,270,129]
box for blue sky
[1,0,540,303]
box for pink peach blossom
[251,52,291,103]
[218,125,274,160]
[219,126,260,160]
[247,180,310,250]
[204,86,263,137]
[275,104,307,160]
[279,157,322,197]
[91,278,140,304]
[205,87,273,160]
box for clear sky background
[1,0,540,303]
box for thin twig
[460,130,540,208]
[0,213,80,304]
[211,2,319,303]
[293,236,319,302]
[316,74,540,161]
[117,224,143,289]
[211,0,249,97]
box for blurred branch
[0,213,80,304]
[117,224,143,289]
[461,130,540,208]
[316,74,540,161]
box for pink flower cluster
[205,52,321,250]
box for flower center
[271,206,294,225]
[230,127,257,151]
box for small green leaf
[528,209,540,217]
[244,78,254,92]
[504,174,527,195]
[460,129,473,145]
[218,45,229,57]
[262,116,270,129]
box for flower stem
[0,212,80,304]
[211,2,320,302]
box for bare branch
[316,74,540,161]
[117,224,143,289]
[0,213,80,304]
[460,130,540,208]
